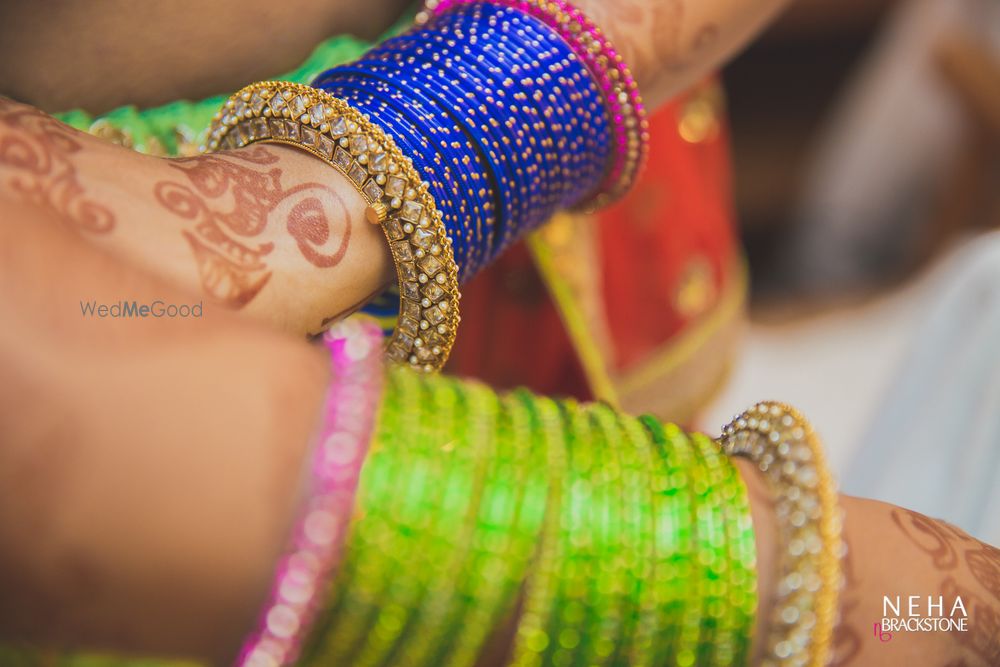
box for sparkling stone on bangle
[205,82,461,372]
[719,402,846,667]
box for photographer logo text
[873,595,968,642]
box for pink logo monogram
[872,622,893,642]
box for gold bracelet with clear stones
[204,81,460,372]
[718,402,844,667]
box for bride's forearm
[739,474,997,667]
[833,495,999,666]
[0,201,330,660]
[577,0,794,108]
[0,98,393,335]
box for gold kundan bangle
[204,81,461,372]
[718,402,844,667]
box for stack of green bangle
[300,367,759,667]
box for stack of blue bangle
[311,2,612,282]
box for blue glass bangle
[316,60,493,276]
[378,30,549,259]
[310,2,611,276]
[460,8,609,254]
[327,58,513,272]
[318,68,493,277]
[321,75,487,276]
[369,6,607,258]
[402,3,603,257]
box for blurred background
[702,0,1000,540]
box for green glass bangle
[303,370,549,666]
[507,392,569,667]
[642,419,705,667]
[567,401,632,666]
[616,413,665,667]
[298,365,425,664]
[688,433,758,666]
[298,371,760,667]
[588,404,648,664]
[400,379,546,667]
[528,399,593,667]
[361,373,480,667]
[437,386,550,667]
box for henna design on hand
[941,576,1000,665]
[690,24,720,57]
[0,99,115,233]
[285,192,350,268]
[154,146,352,308]
[892,507,1000,665]
[891,508,963,571]
[651,0,686,71]
[966,544,1000,603]
[595,0,682,85]
[590,0,720,95]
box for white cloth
[844,233,1000,545]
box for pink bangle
[418,0,650,210]
[237,317,385,667]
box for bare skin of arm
[0,0,789,114]
[0,0,793,336]
[0,202,329,662]
[2,204,998,666]
[0,0,417,113]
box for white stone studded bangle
[718,402,845,667]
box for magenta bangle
[237,317,385,667]
[419,0,649,209]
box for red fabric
[599,101,737,371]
[447,94,737,398]
[447,242,591,396]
